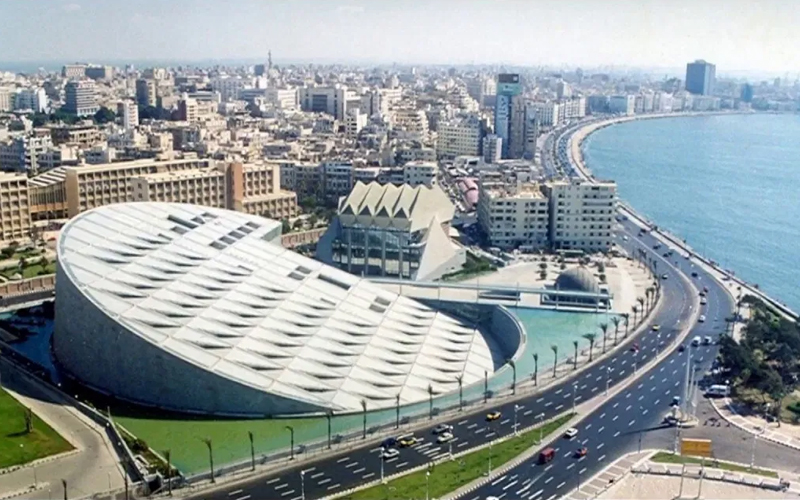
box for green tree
[583,333,597,362]
[93,106,116,124]
[281,218,291,234]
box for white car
[700,297,708,305]
[698,315,706,323]
[691,336,702,346]
[381,448,399,459]
[433,423,453,434]
[564,427,579,439]
[437,432,455,443]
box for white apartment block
[322,160,354,199]
[391,108,429,140]
[265,88,298,110]
[300,85,355,120]
[543,179,617,252]
[436,115,484,160]
[395,145,436,166]
[477,181,550,251]
[403,161,438,188]
[14,88,48,113]
[117,100,139,131]
[483,134,502,163]
[344,108,367,140]
[0,88,13,112]
[0,173,31,242]
[561,97,586,120]
[211,77,248,102]
[529,101,561,127]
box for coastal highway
[461,220,737,500]
[188,223,705,500]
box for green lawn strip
[650,451,778,478]
[0,388,73,469]
[340,413,575,500]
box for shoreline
[566,112,798,321]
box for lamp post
[425,469,431,500]
[248,431,255,471]
[572,381,578,413]
[201,438,214,483]
[395,394,401,429]
[326,410,333,449]
[605,366,611,396]
[286,426,295,460]
[513,404,520,436]
[300,469,306,500]
[164,449,172,496]
[380,453,385,483]
[537,413,545,443]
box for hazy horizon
[1,0,799,78]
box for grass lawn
[0,262,56,279]
[650,451,778,478]
[0,388,73,469]
[441,254,497,282]
[340,413,575,500]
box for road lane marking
[555,389,562,395]
[275,484,288,490]
[486,432,496,438]
[592,386,599,393]
[625,405,632,411]
[336,457,350,463]
[557,481,566,489]
[545,401,553,407]
[544,464,554,472]
[564,451,572,457]
[503,480,519,491]
[524,410,533,416]
[586,424,592,430]
[458,441,469,448]
[613,402,619,409]
[545,477,554,484]
[491,476,507,486]
[235,496,251,500]
[598,454,606,462]
[500,419,510,425]
[280,491,295,498]
[396,461,408,468]
[362,473,375,479]
[580,384,587,390]
[600,413,606,419]
[467,423,478,430]
[655,399,660,405]
[536,398,544,403]
[598,426,604,433]
[612,415,619,421]
[311,472,324,479]
[353,467,365,474]
[642,409,648,415]
[629,420,635,427]
[318,479,331,485]
[267,478,281,485]
[567,463,574,470]
[326,484,341,491]
[345,462,358,468]
[229,490,243,497]
[530,489,544,499]
[474,428,486,434]
[638,395,644,401]
[458,420,468,425]
[555,404,563,411]
[626,393,631,399]
[651,387,656,392]
[614,431,620,437]
[649,375,655,380]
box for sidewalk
[0,361,127,500]
[710,397,800,451]
[564,450,653,500]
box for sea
[582,113,800,312]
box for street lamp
[572,381,578,412]
[248,431,255,471]
[537,413,545,443]
[300,469,306,500]
[513,404,520,436]
[286,426,295,460]
[425,468,431,500]
[380,452,386,483]
[605,366,611,396]
[201,438,214,483]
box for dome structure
[554,266,600,294]
[53,203,498,417]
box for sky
[1,0,799,75]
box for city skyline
[1,0,799,76]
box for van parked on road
[706,385,731,397]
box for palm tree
[599,323,609,353]
[622,313,630,338]
[631,304,639,326]
[652,259,658,275]
[456,375,464,411]
[572,340,579,370]
[637,297,645,319]
[550,344,558,377]
[532,353,539,385]
[611,316,621,346]
[360,399,367,439]
[583,333,597,362]
[427,384,434,419]
[508,359,517,395]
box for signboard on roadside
[681,438,712,457]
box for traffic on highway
[191,217,733,500]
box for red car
[575,447,588,458]
[630,342,639,352]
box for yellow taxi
[486,411,502,421]
[398,435,418,447]
[652,325,660,331]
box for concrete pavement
[0,360,127,500]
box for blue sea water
[583,113,800,311]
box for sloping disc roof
[57,203,494,412]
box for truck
[705,385,731,398]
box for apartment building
[300,85,356,120]
[436,114,485,160]
[477,181,550,251]
[63,157,211,217]
[608,95,635,116]
[529,101,561,127]
[117,100,139,131]
[391,108,429,139]
[0,131,54,174]
[322,160,354,200]
[62,64,87,79]
[543,179,617,252]
[403,161,438,188]
[226,162,297,220]
[132,168,226,208]
[64,80,99,117]
[28,168,68,221]
[135,78,157,107]
[395,145,436,166]
[265,88,299,110]
[50,125,103,148]
[0,173,32,242]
